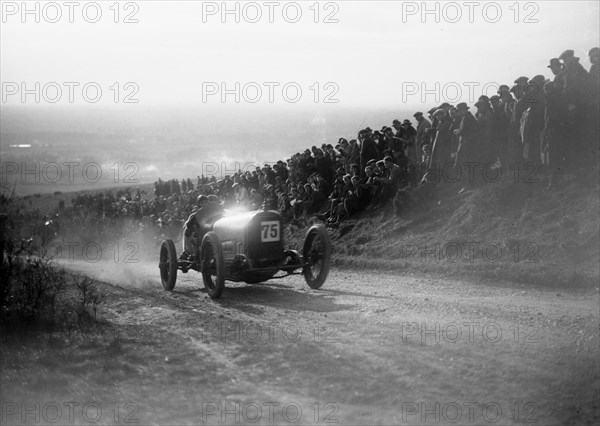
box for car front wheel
[302,224,331,289]
[201,232,225,299]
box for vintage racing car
[158,209,331,299]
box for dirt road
[2,260,599,425]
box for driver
[180,194,223,261]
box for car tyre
[201,232,226,299]
[302,224,331,289]
[159,239,178,291]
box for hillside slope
[316,173,599,288]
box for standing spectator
[346,139,360,167]
[508,77,529,164]
[498,85,515,122]
[548,58,565,92]
[359,129,379,175]
[400,119,418,163]
[542,81,568,189]
[430,109,453,172]
[373,130,386,159]
[522,75,546,166]
[392,119,403,138]
[414,112,432,152]
[385,126,403,158]
[454,102,481,186]
[448,106,461,163]
[475,99,495,165]
[490,95,509,167]
[560,49,590,171]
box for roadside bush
[0,251,66,324]
[1,243,105,333]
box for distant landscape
[1,105,415,195]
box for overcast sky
[1,1,599,108]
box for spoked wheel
[302,224,331,289]
[201,232,225,299]
[159,239,178,291]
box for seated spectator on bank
[303,183,327,216]
[374,157,402,204]
[344,175,373,217]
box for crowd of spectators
[6,48,597,246]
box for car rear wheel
[201,232,225,299]
[159,239,178,291]
[302,224,331,289]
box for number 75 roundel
[260,221,280,242]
